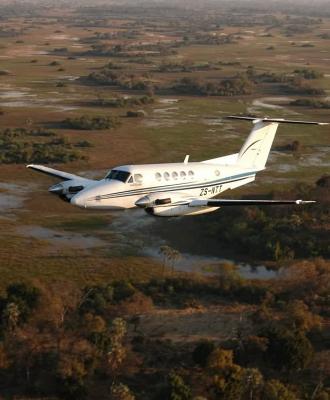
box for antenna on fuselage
[184,155,190,164]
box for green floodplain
[0,1,329,399]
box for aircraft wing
[27,164,93,183]
[135,192,315,217]
[189,198,315,207]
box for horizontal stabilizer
[189,199,315,207]
[226,116,328,125]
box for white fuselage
[71,162,257,210]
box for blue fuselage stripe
[97,171,256,200]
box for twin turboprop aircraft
[27,116,327,217]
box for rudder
[237,121,279,169]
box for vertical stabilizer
[237,121,279,169]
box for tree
[207,348,234,371]
[213,364,244,400]
[241,368,263,400]
[216,262,243,291]
[56,335,97,400]
[264,327,313,372]
[0,342,9,369]
[107,318,127,375]
[110,382,135,400]
[164,371,191,400]
[262,379,297,400]
[286,300,321,332]
[192,340,215,367]
[159,245,182,274]
[2,302,20,332]
[5,282,40,323]
[310,351,330,400]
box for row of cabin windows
[106,169,220,184]
[155,170,195,182]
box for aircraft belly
[85,195,138,210]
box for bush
[63,115,120,130]
[0,283,40,329]
[262,379,297,400]
[172,75,253,96]
[263,326,313,372]
[0,127,85,164]
[126,110,145,117]
[293,68,323,79]
[93,95,154,108]
[158,372,191,400]
[290,98,330,109]
[87,67,153,91]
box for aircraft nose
[71,193,86,208]
[135,196,150,208]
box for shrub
[0,127,85,164]
[293,68,323,79]
[126,110,145,117]
[263,326,313,372]
[63,115,120,130]
[262,379,297,400]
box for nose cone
[71,193,86,208]
[135,196,150,208]
[49,183,63,195]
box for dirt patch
[135,304,254,342]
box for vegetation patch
[90,94,154,108]
[0,128,86,164]
[172,75,254,96]
[290,98,330,109]
[62,115,120,130]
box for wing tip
[296,200,316,205]
[27,164,44,169]
[225,115,329,125]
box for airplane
[27,116,327,217]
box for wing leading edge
[189,199,315,207]
[27,164,94,183]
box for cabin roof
[115,162,207,173]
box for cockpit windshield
[105,169,131,183]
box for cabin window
[128,176,133,183]
[215,170,220,176]
[172,171,178,180]
[105,169,131,183]
[180,171,186,179]
[134,174,143,184]
[164,172,170,181]
[188,170,194,178]
[155,172,162,181]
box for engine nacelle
[135,192,219,217]
[48,180,85,201]
[135,192,183,208]
[146,204,220,217]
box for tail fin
[237,121,279,169]
[226,116,328,169]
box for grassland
[0,3,329,288]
